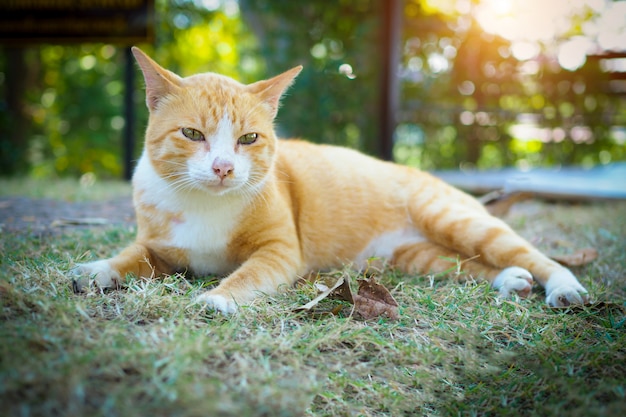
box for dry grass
[1,179,625,417]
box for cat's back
[277,139,437,199]
[275,139,415,187]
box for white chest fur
[170,198,243,275]
[133,155,246,276]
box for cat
[72,46,590,314]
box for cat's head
[132,47,301,196]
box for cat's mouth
[200,179,242,195]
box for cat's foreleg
[194,246,302,314]
[72,242,169,292]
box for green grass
[0,176,131,201]
[1,180,625,416]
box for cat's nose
[212,158,234,180]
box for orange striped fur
[72,47,590,313]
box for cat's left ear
[247,66,303,117]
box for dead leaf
[294,274,353,313]
[550,248,599,267]
[479,191,534,217]
[332,275,354,304]
[295,273,400,320]
[354,276,399,320]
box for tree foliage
[396,0,626,170]
[0,0,624,178]
[238,0,383,153]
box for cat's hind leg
[407,191,589,306]
[391,241,534,299]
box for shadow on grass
[438,303,626,416]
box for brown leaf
[354,276,399,320]
[294,274,353,313]
[550,248,599,267]
[480,191,534,217]
[331,275,354,304]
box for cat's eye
[181,128,205,141]
[238,133,258,145]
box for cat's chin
[200,183,243,196]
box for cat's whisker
[152,158,189,168]
[271,168,295,185]
[166,175,201,194]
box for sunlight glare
[195,0,220,11]
[558,37,594,71]
[596,1,626,51]
[474,0,626,70]
[510,41,539,61]
[476,0,573,42]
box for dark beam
[379,0,402,161]
[123,46,135,181]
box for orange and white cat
[73,47,590,313]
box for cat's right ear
[131,47,182,112]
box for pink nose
[212,158,234,180]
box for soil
[0,196,135,236]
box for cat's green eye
[238,133,258,145]
[181,128,205,141]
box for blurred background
[1,0,625,180]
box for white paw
[492,266,534,298]
[194,292,238,314]
[545,269,590,307]
[546,285,590,307]
[71,260,121,292]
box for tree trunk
[2,46,29,176]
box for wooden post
[379,0,402,161]
[123,46,135,181]
[2,47,28,175]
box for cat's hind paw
[71,260,121,293]
[492,266,534,298]
[545,269,590,307]
[546,284,590,307]
[194,292,238,314]
[546,285,589,307]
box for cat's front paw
[194,291,238,314]
[71,260,121,293]
[492,266,534,298]
[545,269,590,307]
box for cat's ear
[247,66,303,117]
[131,47,183,112]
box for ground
[0,177,625,417]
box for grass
[1,179,625,417]
[0,175,132,201]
